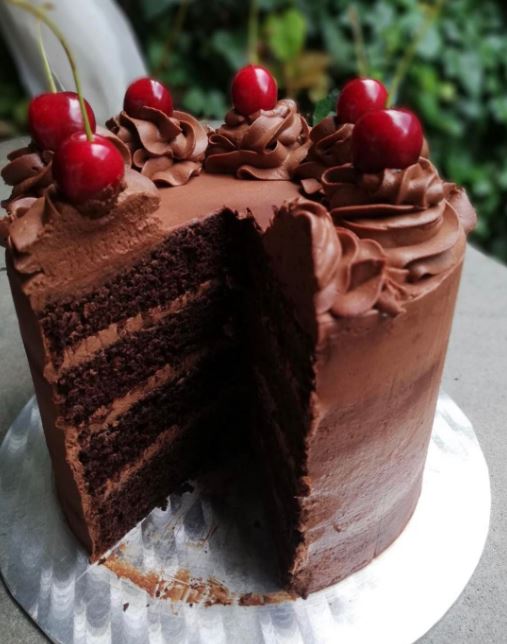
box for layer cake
[1,74,476,596]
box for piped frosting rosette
[205,99,310,180]
[322,158,468,288]
[106,107,208,187]
[295,116,353,196]
[263,199,403,338]
[1,144,53,212]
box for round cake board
[0,393,490,644]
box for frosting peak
[1,144,53,210]
[322,158,471,285]
[106,107,208,187]
[323,157,444,211]
[295,116,353,195]
[205,99,310,180]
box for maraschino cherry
[28,91,96,152]
[231,64,278,116]
[124,77,173,117]
[352,109,423,173]
[14,0,125,207]
[337,78,388,124]
[53,133,124,204]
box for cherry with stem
[9,0,124,205]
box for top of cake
[1,69,476,317]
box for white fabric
[0,0,147,125]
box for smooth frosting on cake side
[261,181,472,592]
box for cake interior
[35,205,313,581]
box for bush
[2,0,507,262]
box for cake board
[0,392,490,644]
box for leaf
[182,88,226,119]
[285,52,330,93]
[416,25,441,61]
[142,0,180,21]
[182,87,206,115]
[313,89,339,125]
[460,52,483,96]
[264,8,307,63]
[210,31,247,70]
[321,20,353,64]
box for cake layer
[76,346,243,496]
[84,396,246,561]
[56,282,236,424]
[39,210,236,361]
[52,279,219,377]
[244,226,314,384]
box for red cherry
[231,64,278,116]
[28,91,96,152]
[124,77,173,118]
[53,133,125,204]
[352,109,424,173]
[336,78,388,124]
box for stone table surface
[0,138,506,644]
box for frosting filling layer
[74,344,241,496]
[46,279,219,380]
[56,282,236,424]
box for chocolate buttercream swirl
[263,198,403,337]
[205,99,310,180]
[1,144,53,211]
[322,158,470,283]
[295,116,353,196]
[106,107,208,187]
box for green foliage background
[1,0,507,262]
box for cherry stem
[37,22,57,93]
[8,0,93,141]
[388,0,446,106]
[347,5,368,78]
[247,0,259,64]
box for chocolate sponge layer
[78,346,243,496]
[39,211,236,362]
[57,284,236,424]
[87,396,245,560]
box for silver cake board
[0,393,490,644]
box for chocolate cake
[1,71,476,597]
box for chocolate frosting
[5,169,161,305]
[205,99,310,180]
[322,158,474,284]
[1,144,53,210]
[263,199,403,339]
[295,116,353,195]
[106,108,208,187]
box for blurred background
[1,0,506,263]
